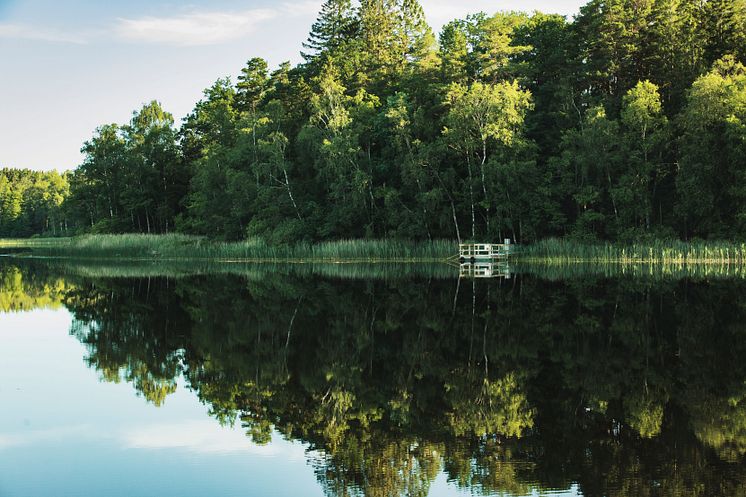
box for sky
[0,0,586,172]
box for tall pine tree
[302,0,357,62]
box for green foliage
[6,0,746,244]
[521,238,746,265]
[677,57,746,238]
[67,101,186,235]
[0,168,70,237]
[302,0,358,62]
[0,263,68,312]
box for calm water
[1,259,745,497]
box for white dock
[458,241,515,262]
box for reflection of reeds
[34,259,457,280]
[7,257,746,283]
[515,261,746,281]
[55,260,746,282]
[0,235,456,262]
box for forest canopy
[2,0,745,243]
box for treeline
[0,169,70,237]
[7,0,746,242]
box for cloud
[0,23,87,43]
[0,425,95,449]
[121,419,306,459]
[115,9,277,46]
[421,0,581,30]
[281,1,324,17]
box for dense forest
[2,0,745,243]
[0,169,70,237]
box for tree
[302,0,358,62]
[574,0,656,112]
[701,0,746,66]
[467,12,530,83]
[677,57,746,237]
[555,106,622,239]
[642,0,705,112]
[358,0,435,84]
[513,13,577,157]
[439,21,470,83]
[73,124,128,231]
[235,58,270,114]
[618,81,669,232]
[443,81,533,239]
[179,79,240,237]
[301,62,377,237]
[124,101,182,233]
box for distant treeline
[3,0,745,242]
[0,169,70,237]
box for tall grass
[0,234,456,262]
[6,235,746,270]
[520,238,746,265]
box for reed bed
[520,238,746,265]
[0,234,456,262]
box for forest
[1,0,745,243]
[0,169,70,237]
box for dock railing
[459,241,515,260]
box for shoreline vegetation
[520,238,746,265]
[3,234,746,266]
[0,235,455,263]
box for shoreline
[3,234,746,266]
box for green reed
[0,234,456,262]
[520,238,746,265]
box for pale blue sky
[0,0,585,171]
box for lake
[1,258,745,496]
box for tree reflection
[0,263,68,312]
[3,259,746,496]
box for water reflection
[2,259,746,496]
[458,261,513,278]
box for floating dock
[449,241,518,279]
[458,241,516,262]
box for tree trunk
[451,199,461,244]
[467,153,475,240]
[480,138,491,234]
[283,168,303,221]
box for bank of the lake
[4,234,746,267]
[0,234,456,262]
[522,238,746,264]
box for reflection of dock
[459,261,512,279]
